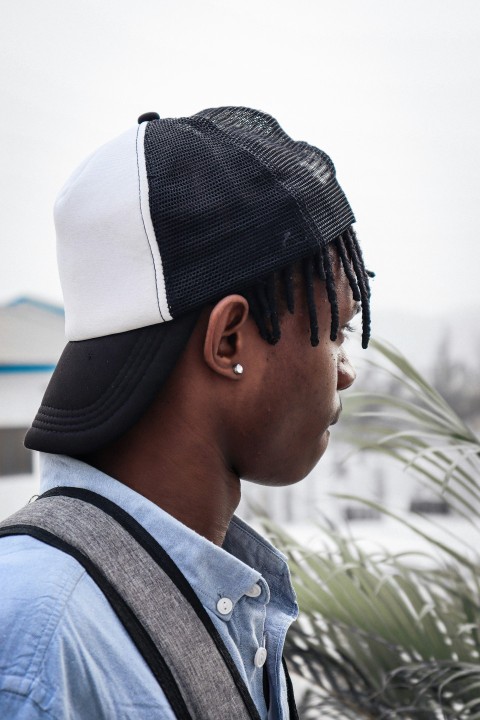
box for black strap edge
[282,656,299,720]
[262,663,270,711]
[40,486,261,720]
[0,524,192,720]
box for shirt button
[254,647,267,668]
[245,583,262,598]
[216,597,233,615]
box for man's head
[25,106,372,479]
[190,245,363,486]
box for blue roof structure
[0,297,65,372]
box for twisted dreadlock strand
[302,257,319,346]
[335,234,361,302]
[343,228,371,349]
[321,244,340,342]
[313,250,326,281]
[282,265,295,314]
[349,227,372,299]
[352,228,372,348]
[266,273,281,343]
[242,226,372,349]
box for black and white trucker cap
[25,106,355,455]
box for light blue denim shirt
[0,454,298,719]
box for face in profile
[233,253,359,487]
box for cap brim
[25,310,201,456]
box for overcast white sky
[1,0,479,319]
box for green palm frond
[266,521,480,718]
[342,338,480,515]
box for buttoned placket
[209,572,297,719]
[213,576,271,719]
[219,518,299,720]
[243,578,269,670]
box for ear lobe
[203,295,250,379]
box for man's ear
[203,295,250,379]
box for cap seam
[135,123,165,322]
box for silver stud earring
[232,363,244,375]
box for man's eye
[342,323,356,335]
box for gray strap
[0,496,257,720]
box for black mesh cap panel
[144,107,355,318]
[194,108,354,242]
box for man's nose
[337,350,356,391]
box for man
[0,107,371,718]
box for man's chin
[243,431,332,487]
[289,429,333,484]
[275,431,332,486]
[313,428,331,465]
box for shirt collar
[39,453,298,621]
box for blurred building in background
[0,297,64,516]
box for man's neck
[85,411,241,546]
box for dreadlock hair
[242,226,373,350]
